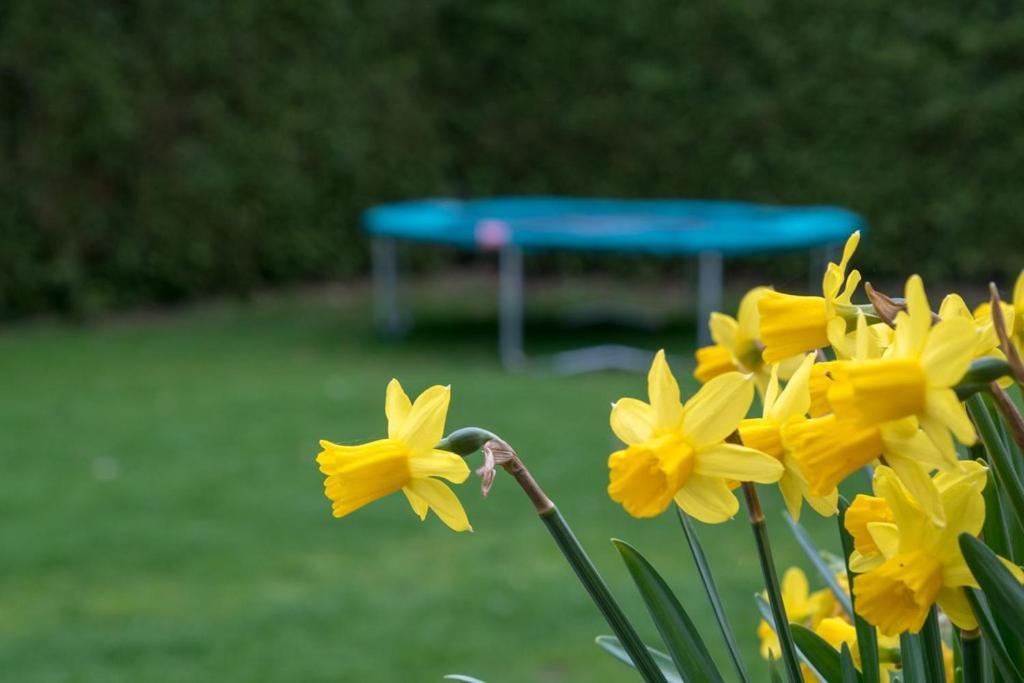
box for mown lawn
[0,280,853,682]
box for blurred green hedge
[2,1,1022,315]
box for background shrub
[2,1,1022,316]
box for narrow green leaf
[784,511,854,616]
[768,656,784,683]
[838,498,881,683]
[898,632,926,683]
[969,442,1012,560]
[967,394,1024,535]
[919,607,946,683]
[959,533,1024,642]
[790,623,852,683]
[444,676,486,683]
[962,588,1024,681]
[594,636,683,683]
[676,508,750,683]
[613,539,725,683]
[840,643,859,683]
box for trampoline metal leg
[372,236,404,337]
[697,251,723,347]
[499,246,526,370]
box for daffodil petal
[778,470,804,521]
[673,474,739,524]
[903,275,932,355]
[648,350,684,431]
[738,287,769,341]
[884,455,945,527]
[920,317,976,387]
[398,385,451,455]
[925,389,977,446]
[682,372,754,448]
[768,353,815,421]
[709,312,739,351]
[406,477,472,532]
[385,378,413,439]
[694,443,784,483]
[610,398,655,445]
[402,485,429,520]
[866,522,900,559]
[937,587,977,631]
[919,414,957,463]
[408,449,471,483]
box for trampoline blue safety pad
[364,196,863,371]
[364,196,863,255]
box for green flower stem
[439,428,666,682]
[741,482,802,683]
[988,383,1024,457]
[498,444,666,683]
[958,629,983,683]
[539,507,667,683]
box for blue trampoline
[365,196,863,370]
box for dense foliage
[2,1,1023,315]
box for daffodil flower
[785,312,953,524]
[758,231,862,362]
[827,275,978,461]
[852,464,1023,636]
[739,353,837,521]
[845,463,986,572]
[317,379,472,532]
[757,567,836,660]
[815,616,902,676]
[608,350,784,523]
[694,286,803,393]
[974,270,1024,357]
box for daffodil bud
[435,427,499,457]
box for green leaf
[840,643,859,683]
[613,539,725,683]
[959,533,1024,642]
[444,676,487,683]
[919,607,946,683]
[837,498,881,683]
[784,511,854,616]
[594,636,683,683]
[963,587,1024,681]
[790,623,852,683]
[898,632,926,683]
[966,394,1024,537]
[768,656,784,683]
[676,509,751,683]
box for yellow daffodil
[758,567,836,660]
[845,463,985,572]
[758,231,862,362]
[694,286,803,393]
[827,275,977,462]
[815,616,902,676]
[974,270,1024,356]
[845,493,894,572]
[317,379,472,532]
[940,293,1014,360]
[739,354,837,521]
[608,350,784,522]
[851,464,1023,636]
[786,414,950,525]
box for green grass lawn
[0,280,856,682]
